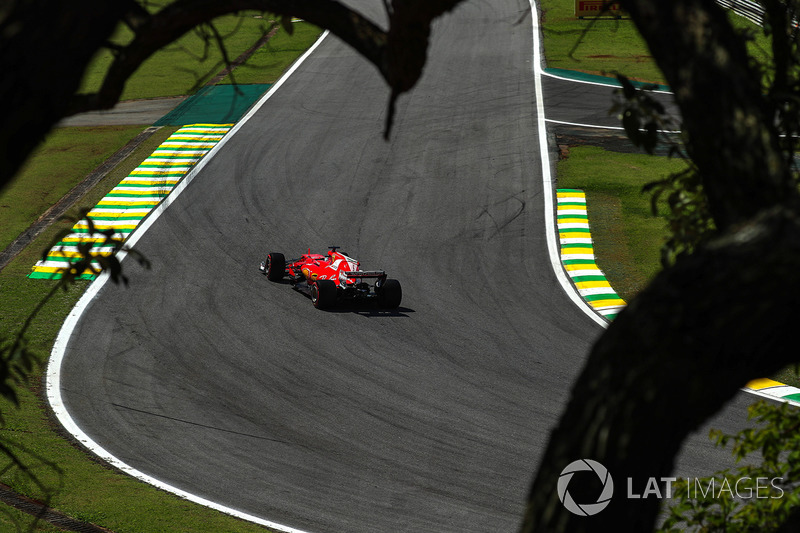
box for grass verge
[0,126,147,252]
[539,0,665,83]
[555,146,684,301]
[80,9,279,99]
[539,0,772,86]
[556,145,800,388]
[220,21,324,85]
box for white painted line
[564,269,605,277]
[578,287,618,297]
[529,0,608,328]
[558,224,591,231]
[560,238,594,245]
[545,117,682,135]
[46,30,332,533]
[742,387,800,407]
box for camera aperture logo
[557,458,785,517]
[557,459,614,516]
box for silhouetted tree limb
[0,0,466,192]
[523,205,800,532]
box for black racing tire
[311,279,337,309]
[377,279,402,309]
[266,252,286,282]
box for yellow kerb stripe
[746,378,784,390]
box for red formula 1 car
[259,246,402,310]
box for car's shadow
[261,273,413,317]
[295,290,414,317]
[339,304,415,318]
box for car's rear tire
[377,279,402,309]
[311,280,337,309]
[266,252,285,282]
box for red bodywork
[289,249,385,288]
[260,247,401,310]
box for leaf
[616,73,637,100]
[280,15,294,36]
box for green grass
[0,126,146,251]
[557,146,800,388]
[539,0,773,86]
[539,0,665,83]
[79,10,312,100]
[556,146,686,300]
[220,21,323,85]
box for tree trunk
[522,206,800,532]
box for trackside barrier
[29,124,232,280]
[717,0,764,25]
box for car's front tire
[311,280,337,309]
[265,252,286,282]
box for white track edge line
[530,0,608,329]
[545,117,681,134]
[45,30,332,533]
[738,387,800,407]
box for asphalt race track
[56,1,762,532]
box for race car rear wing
[344,271,386,279]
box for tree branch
[69,0,391,115]
[0,0,468,192]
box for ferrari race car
[259,246,402,310]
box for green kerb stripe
[562,259,597,266]
[54,239,121,245]
[68,228,133,234]
[583,293,621,302]
[571,275,609,283]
